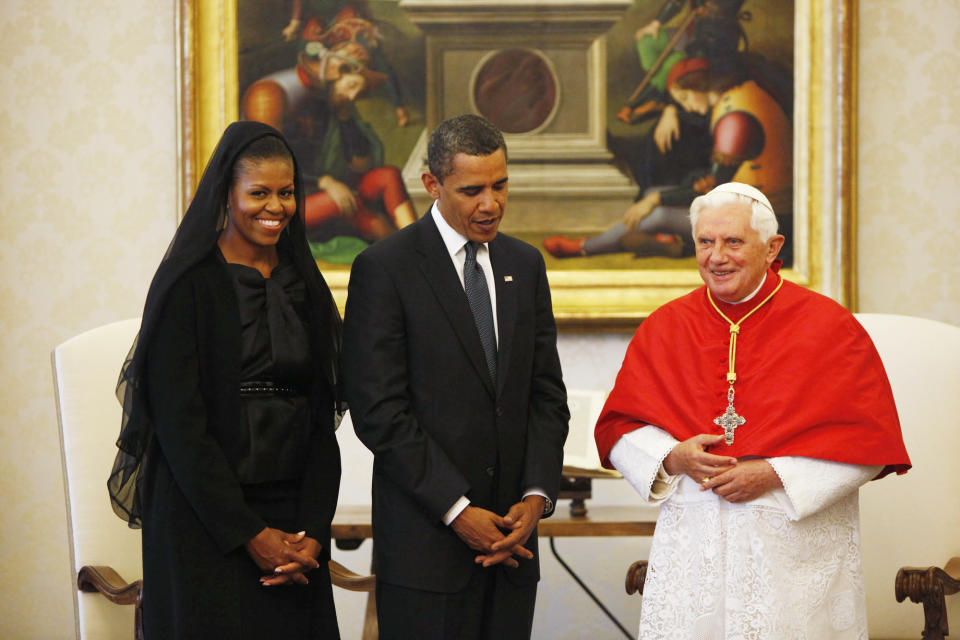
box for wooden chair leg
[135,596,144,640]
[362,588,378,640]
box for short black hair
[427,114,507,183]
[231,134,294,186]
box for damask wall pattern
[857,0,960,322]
[0,0,957,637]
[0,1,178,637]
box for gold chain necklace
[706,276,784,445]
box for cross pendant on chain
[713,386,745,445]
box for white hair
[689,184,778,242]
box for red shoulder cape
[595,270,911,479]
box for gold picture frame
[177,0,857,328]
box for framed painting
[177,0,857,328]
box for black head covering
[108,120,343,527]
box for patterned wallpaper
[0,0,956,637]
[857,1,960,321]
[0,1,178,637]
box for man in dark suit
[342,114,569,639]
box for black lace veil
[108,121,343,526]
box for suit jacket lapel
[489,237,516,399]
[415,214,496,398]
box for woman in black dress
[109,121,343,638]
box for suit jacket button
[485,466,496,477]
[496,407,503,417]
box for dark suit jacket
[343,212,569,593]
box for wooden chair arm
[329,559,376,592]
[895,557,960,640]
[625,560,648,596]
[77,565,142,606]
[76,565,144,639]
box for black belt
[239,381,302,396]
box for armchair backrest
[53,318,141,639]
[855,313,960,638]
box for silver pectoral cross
[713,386,746,445]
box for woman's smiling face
[224,157,296,251]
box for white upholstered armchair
[856,313,960,640]
[53,319,374,639]
[53,318,143,639]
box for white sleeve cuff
[768,457,882,521]
[522,488,552,515]
[608,425,680,503]
[442,495,471,525]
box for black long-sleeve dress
[139,249,341,638]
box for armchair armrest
[77,565,142,605]
[625,560,648,596]
[77,565,144,640]
[895,557,960,640]
[328,559,376,592]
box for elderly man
[595,182,910,639]
[343,114,569,639]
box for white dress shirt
[430,203,499,341]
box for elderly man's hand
[704,459,783,503]
[663,434,738,482]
